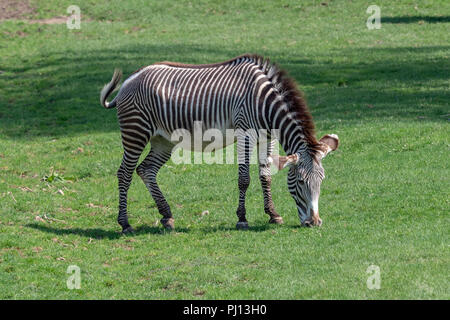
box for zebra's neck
[262,95,310,156]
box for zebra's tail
[100,69,122,109]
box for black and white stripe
[100,54,337,232]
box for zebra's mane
[243,54,321,155]
[150,54,321,154]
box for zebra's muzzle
[302,218,322,227]
[302,209,322,227]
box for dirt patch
[0,0,34,20]
[0,0,67,24]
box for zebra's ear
[319,134,339,159]
[272,154,299,170]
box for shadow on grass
[26,223,189,239]
[1,43,449,139]
[202,224,274,233]
[26,221,294,238]
[382,16,450,24]
[26,223,123,239]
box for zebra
[100,54,339,233]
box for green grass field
[0,0,449,299]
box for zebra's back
[115,56,265,143]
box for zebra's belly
[156,122,237,152]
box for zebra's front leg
[259,163,283,224]
[258,140,283,224]
[137,137,174,230]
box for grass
[0,0,449,299]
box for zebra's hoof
[161,218,175,230]
[269,216,284,224]
[236,221,249,230]
[122,226,134,234]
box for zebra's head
[274,134,339,227]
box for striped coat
[100,54,339,233]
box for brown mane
[136,54,321,153]
[244,54,321,153]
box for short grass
[0,0,449,299]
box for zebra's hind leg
[137,136,175,230]
[258,140,283,225]
[236,163,251,230]
[117,147,148,234]
[235,134,256,230]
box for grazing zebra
[100,54,339,233]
